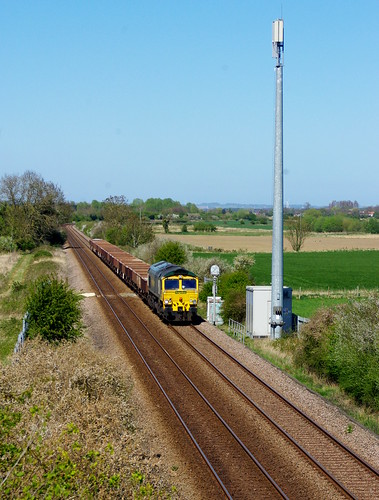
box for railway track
[65,226,379,499]
[172,324,379,499]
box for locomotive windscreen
[164,279,179,290]
[182,279,197,289]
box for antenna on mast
[272,19,284,66]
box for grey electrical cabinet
[246,286,292,337]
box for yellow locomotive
[147,261,199,322]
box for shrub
[193,221,216,232]
[233,254,255,275]
[33,249,53,260]
[25,275,84,343]
[365,218,379,234]
[0,236,16,252]
[293,308,336,376]
[220,288,246,323]
[294,295,379,410]
[218,270,250,323]
[16,238,36,251]
[186,257,232,281]
[330,296,379,409]
[153,241,187,265]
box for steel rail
[171,325,356,499]
[189,325,379,477]
[66,228,287,498]
[69,226,378,494]
[66,228,233,499]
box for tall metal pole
[271,19,284,339]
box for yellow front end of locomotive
[162,276,199,313]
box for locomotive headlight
[164,299,172,305]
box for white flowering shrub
[295,294,379,410]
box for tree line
[0,172,72,250]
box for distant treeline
[71,198,379,234]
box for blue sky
[1,1,378,207]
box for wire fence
[14,313,29,353]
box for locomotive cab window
[182,278,197,290]
[164,279,179,290]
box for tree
[285,216,311,252]
[162,219,169,233]
[103,196,154,248]
[153,241,187,265]
[0,171,71,248]
[233,254,255,279]
[103,195,130,227]
[25,275,84,343]
[124,212,154,248]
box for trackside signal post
[271,19,284,339]
[210,264,220,325]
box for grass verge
[0,248,60,362]
[0,338,177,498]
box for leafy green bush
[293,308,336,376]
[153,241,187,265]
[365,217,379,234]
[25,275,83,343]
[294,295,379,410]
[0,236,16,252]
[199,281,213,302]
[218,271,250,323]
[220,288,246,323]
[193,221,216,232]
[32,249,53,260]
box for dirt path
[156,233,379,252]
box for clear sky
[1,1,378,207]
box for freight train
[89,239,199,322]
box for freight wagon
[89,239,199,322]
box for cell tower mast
[271,19,284,339]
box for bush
[153,241,187,265]
[220,288,246,323]
[365,218,379,234]
[16,238,36,251]
[294,295,379,410]
[0,236,16,252]
[218,271,250,323]
[186,257,232,281]
[25,275,84,343]
[330,297,379,409]
[193,221,216,232]
[33,249,53,260]
[293,308,336,376]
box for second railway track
[65,225,379,499]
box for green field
[194,250,379,317]
[193,250,379,291]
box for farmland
[155,231,378,318]
[156,231,379,252]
